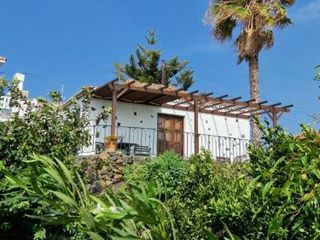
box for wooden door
[157,114,184,155]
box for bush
[243,125,320,239]
[168,151,251,240]
[0,78,92,239]
[0,155,176,240]
[123,125,320,240]
[0,80,91,171]
[123,151,186,199]
[1,76,319,240]
[123,150,251,239]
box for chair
[134,145,151,156]
[95,142,105,154]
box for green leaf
[262,180,274,200]
[203,228,219,240]
[49,190,77,207]
[87,231,105,240]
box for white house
[70,79,292,162]
[0,73,30,121]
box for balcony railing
[0,96,10,109]
[79,124,251,162]
[0,96,11,121]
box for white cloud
[297,0,320,21]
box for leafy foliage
[205,0,295,142]
[245,124,320,239]
[205,0,294,63]
[0,78,91,171]
[0,77,92,239]
[124,126,320,240]
[0,155,176,240]
[123,151,185,199]
[315,65,320,81]
[1,74,320,239]
[116,31,194,90]
[153,152,250,240]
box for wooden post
[270,111,284,128]
[271,111,277,128]
[194,97,199,154]
[111,87,117,136]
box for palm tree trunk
[249,55,261,144]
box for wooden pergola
[92,79,293,154]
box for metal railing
[0,96,11,121]
[0,96,10,109]
[79,124,251,162]
[185,132,250,162]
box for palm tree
[205,0,294,143]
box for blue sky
[0,0,319,133]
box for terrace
[78,79,293,160]
[80,124,251,162]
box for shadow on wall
[211,115,219,136]
[224,117,231,137]
[236,119,246,139]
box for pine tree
[115,31,194,90]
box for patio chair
[134,145,151,156]
[216,156,231,164]
[95,142,105,154]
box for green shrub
[0,78,92,239]
[0,155,176,240]
[168,151,251,240]
[243,124,320,239]
[0,82,91,171]
[123,151,186,199]
[169,125,320,240]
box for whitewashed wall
[79,97,251,159]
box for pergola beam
[211,97,242,113]
[93,81,292,119]
[117,88,130,99]
[204,92,214,96]
[242,108,264,116]
[175,87,185,94]
[258,100,269,105]
[147,94,170,105]
[143,83,152,89]
[118,90,137,100]
[172,99,189,107]
[269,102,282,107]
[223,99,256,114]
[237,100,269,116]
[189,90,199,95]
[161,103,249,119]
[124,84,288,113]
[224,106,249,114]
[282,104,294,109]
[199,94,228,110]
[159,86,169,92]
[170,95,196,108]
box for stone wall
[76,151,125,194]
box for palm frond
[206,0,294,60]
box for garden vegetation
[0,77,320,239]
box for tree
[205,0,294,142]
[0,77,92,239]
[315,65,320,81]
[116,31,194,90]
